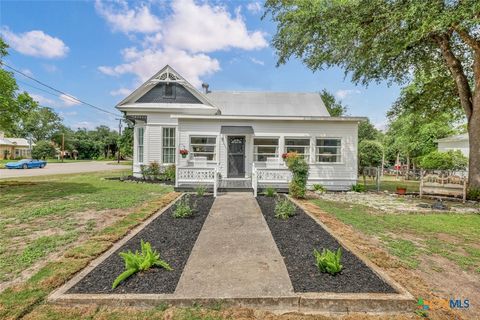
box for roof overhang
[171,115,367,122]
[220,126,254,134]
[117,103,218,115]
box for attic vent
[163,83,175,99]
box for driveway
[0,161,129,179]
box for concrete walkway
[175,193,293,298]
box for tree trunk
[469,95,480,189]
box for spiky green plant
[112,240,172,289]
[274,198,296,219]
[172,195,195,218]
[313,248,343,275]
[264,187,277,197]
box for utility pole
[61,133,64,163]
[116,118,123,163]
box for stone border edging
[49,193,415,315]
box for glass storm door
[227,136,245,178]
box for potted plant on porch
[179,148,189,159]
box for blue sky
[0,0,400,130]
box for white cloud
[60,111,78,116]
[0,27,69,58]
[335,89,361,99]
[59,94,81,107]
[21,68,34,77]
[72,121,95,130]
[42,64,58,73]
[163,0,267,53]
[99,47,220,86]
[30,93,55,106]
[96,0,267,88]
[250,57,264,65]
[110,87,132,97]
[246,2,262,14]
[94,0,161,34]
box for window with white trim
[137,127,144,163]
[316,138,342,163]
[162,127,176,164]
[285,138,310,161]
[190,136,216,161]
[254,138,278,161]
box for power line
[1,62,121,116]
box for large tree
[265,0,480,188]
[320,89,347,116]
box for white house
[116,65,364,194]
[436,133,469,157]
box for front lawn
[0,171,172,285]
[311,199,480,271]
[359,175,420,193]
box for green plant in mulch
[351,183,365,192]
[112,240,172,289]
[312,183,326,193]
[172,195,195,218]
[274,197,296,219]
[313,247,343,275]
[285,152,310,199]
[467,187,480,201]
[163,164,176,181]
[264,187,277,197]
[195,185,207,196]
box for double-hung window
[254,138,278,161]
[137,127,144,163]
[162,127,176,164]
[190,136,216,161]
[316,138,342,163]
[285,138,310,161]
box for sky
[0,0,400,131]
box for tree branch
[453,26,480,52]
[432,33,473,120]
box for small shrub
[112,240,172,289]
[467,187,480,201]
[172,195,195,218]
[351,183,365,192]
[285,152,309,199]
[148,161,161,178]
[264,187,277,197]
[195,185,207,196]
[313,247,343,275]
[163,164,176,181]
[313,184,326,193]
[274,198,296,219]
[140,164,150,180]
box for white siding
[438,140,469,157]
[178,119,359,190]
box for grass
[0,189,180,320]
[0,170,172,283]
[358,175,420,193]
[0,158,114,168]
[311,198,480,272]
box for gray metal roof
[220,126,254,134]
[206,91,330,117]
[436,133,469,143]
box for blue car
[5,159,47,169]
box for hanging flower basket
[179,149,189,158]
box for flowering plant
[281,153,288,159]
[179,149,189,155]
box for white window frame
[253,137,279,162]
[162,127,176,164]
[137,127,145,163]
[189,135,217,162]
[284,137,311,161]
[315,137,343,163]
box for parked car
[5,159,47,169]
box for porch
[175,162,292,196]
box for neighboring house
[116,65,364,192]
[0,132,34,160]
[436,133,469,157]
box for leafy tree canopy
[32,140,56,160]
[320,89,347,116]
[359,140,383,169]
[419,150,468,171]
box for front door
[227,136,245,178]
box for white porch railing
[176,166,219,197]
[252,163,292,197]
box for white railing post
[213,167,218,197]
[252,163,258,197]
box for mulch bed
[68,194,214,294]
[256,195,396,294]
[105,176,175,185]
